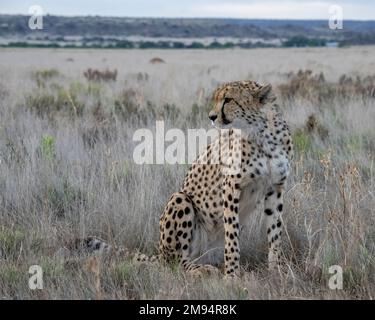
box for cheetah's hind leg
[159,192,219,277]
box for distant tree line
[282,36,327,47]
[0,37,359,49]
[0,40,277,49]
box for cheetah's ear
[255,83,275,104]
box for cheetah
[68,80,293,278]
[158,80,293,278]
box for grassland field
[0,47,375,299]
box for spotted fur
[70,80,293,278]
[159,80,293,277]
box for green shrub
[32,69,60,88]
[112,261,135,284]
[0,228,25,259]
[343,267,363,293]
[83,68,117,82]
[283,36,326,47]
[25,92,55,117]
[25,87,85,119]
[33,180,86,218]
[114,90,156,123]
[40,135,56,161]
[40,257,65,277]
[159,103,180,122]
[293,129,312,154]
[55,87,85,116]
[345,135,363,153]
[114,97,139,122]
[0,264,24,286]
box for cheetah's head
[208,80,276,129]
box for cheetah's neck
[242,104,281,147]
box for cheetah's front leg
[222,177,242,278]
[264,185,284,271]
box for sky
[1,0,375,20]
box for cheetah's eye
[224,97,233,104]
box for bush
[83,68,117,82]
[0,264,24,287]
[293,129,312,155]
[277,70,375,104]
[40,135,56,161]
[25,86,85,119]
[114,89,156,123]
[0,228,25,259]
[33,180,86,218]
[32,68,60,88]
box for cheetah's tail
[59,236,159,263]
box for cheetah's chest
[268,153,290,184]
[238,144,290,221]
[238,180,266,224]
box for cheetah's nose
[209,114,218,122]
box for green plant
[188,103,207,125]
[25,89,85,119]
[83,68,117,82]
[293,129,312,154]
[25,92,56,117]
[345,135,363,153]
[56,87,85,116]
[343,267,363,293]
[0,228,25,258]
[282,36,326,47]
[159,103,180,122]
[32,68,60,88]
[114,90,156,123]
[43,180,86,217]
[112,261,135,284]
[40,135,56,161]
[40,257,65,277]
[0,264,24,286]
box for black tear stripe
[221,99,232,125]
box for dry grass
[0,47,375,299]
[83,68,118,82]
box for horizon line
[1,13,374,21]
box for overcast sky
[1,0,374,20]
